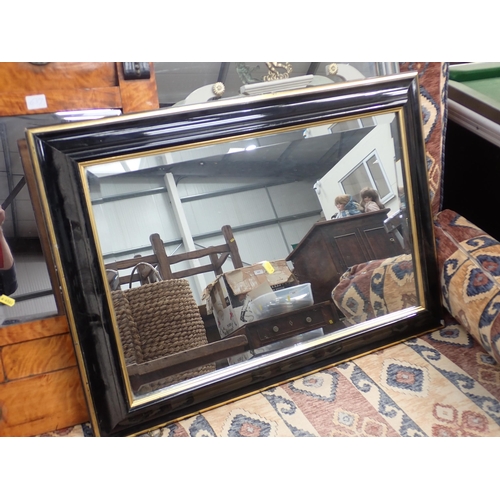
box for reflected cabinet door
[287,209,403,303]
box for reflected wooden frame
[26,71,443,437]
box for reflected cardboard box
[203,259,298,339]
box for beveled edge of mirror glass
[25,71,443,436]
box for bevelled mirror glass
[26,72,442,436]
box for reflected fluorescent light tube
[228,145,257,154]
[55,109,122,122]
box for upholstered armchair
[402,63,500,366]
[333,62,500,366]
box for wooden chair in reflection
[105,225,249,393]
[150,225,243,281]
[105,225,243,288]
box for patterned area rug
[41,315,500,437]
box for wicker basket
[111,279,215,394]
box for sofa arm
[332,253,417,326]
[434,209,500,363]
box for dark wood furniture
[127,335,249,392]
[287,209,403,303]
[226,301,343,349]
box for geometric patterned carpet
[40,315,500,437]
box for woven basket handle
[128,262,162,288]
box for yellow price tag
[0,295,16,307]
[262,261,275,274]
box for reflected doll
[360,187,385,213]
[334,194,362,219]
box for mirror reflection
[85,111,415,397]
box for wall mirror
[26,71,442,436]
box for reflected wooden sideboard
[287,209,403,303]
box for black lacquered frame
[26,71,442,437]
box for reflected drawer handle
[306,317,312,323]
[273,326,279,332]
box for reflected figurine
[333,194,362,219]
[236,63,262,85]
[398,186,407,211]
[360,187,385,213]
[0,207,18,296]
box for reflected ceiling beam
[217,63,231,85]
[101,210,321,261]
[193,212,322,240]
[306,62,321,75]
[91,187,168,205]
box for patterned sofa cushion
[332,253,417,325]
[400,62,448,216]
[434,209,500,363]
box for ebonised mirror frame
[26,71,443,436]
